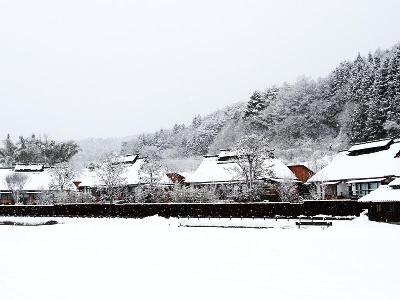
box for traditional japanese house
[307,139,400,200]
[185,150,297,200]
[0,164,53,204]
[75,154,174,198]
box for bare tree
[234,134,275,201]
[95,153,127,204]
[139,160,163,188]
[138,146,165,202]
[5,173,29,204]
[305,181,328,200]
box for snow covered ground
[0,216,398,300]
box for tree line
[0,134,80,167]
[244,44,400,145]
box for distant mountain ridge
[72,136,135,168]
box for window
[355,182,380,196]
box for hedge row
[0,201,367,218]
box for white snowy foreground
[0,216,398,300]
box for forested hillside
[4,44,397,171]
[121,43,400,171]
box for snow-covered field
[0,216,398,300]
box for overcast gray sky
[1,0,400,140]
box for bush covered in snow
[171,185,219,203]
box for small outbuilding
[359,178,400,222]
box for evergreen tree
[347,62,376,142]
[392,45,400,97]
[365,96,386,140]
[0,135,80,166]
[243,91,266,119]
[192,115,202,128]
[348,100,369,143]
[367,52,374,64]
[0,134,17,167]
[264,86,279,104]
[365,57,390,140]
[347,54,366,104]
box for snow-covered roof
[348,139,392,152]
[75,168,100,187]
[14,164,44,172]
[76,158,172,187]
[308,140,400,183]
[23,170,53,191]
[179,172,192,179]
[389,178,400,187]
[358,185,400,202]
[114,154,138,164]
[185,156,243,184]
[124,158,145,185]
[185,153,296,184]
[0,168,53,191]
[263,159,297,180]
[347,178,386,184]
[218,149,237,159]
[159,174,174,185]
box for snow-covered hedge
[0,201,366,219]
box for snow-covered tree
[49,162,76,191]
[244,91,266,119]
[116,43,400,167]
[137,146,166,202]
[0,134,18,167]
[5,173,28,204]
[192,115,202,128]
[139,147,163,187]
[274,181,300,203]
[234,134,274,201]
[95,154,127,204]
[171,184,218,203]
[0,134,80,167]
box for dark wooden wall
[288,165,315,183]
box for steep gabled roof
[388,178,400,187]
[76,157,171,187]
[348,139,392,153]
[185,153,296,184]
[308,140,400,183]
[75,168,100,187]
[0,168,53,191]
[185,156,243,183]
[124,158,145,185]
